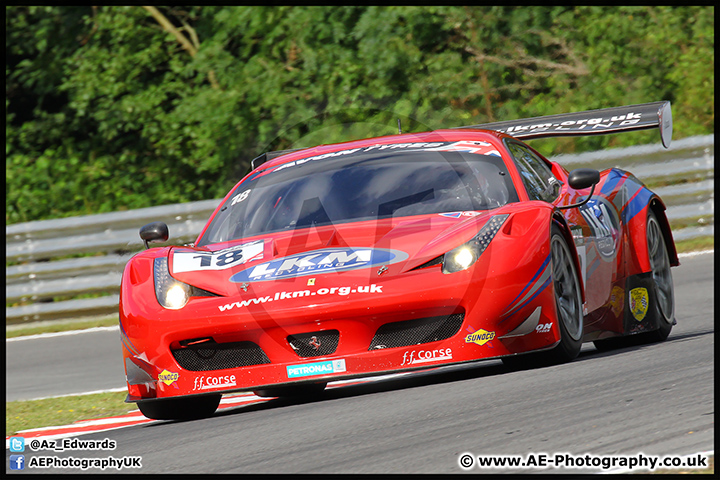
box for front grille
[368,313,464,350]
[288,330,340,357]
[171,341,270,371]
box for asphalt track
[6,252,714,473]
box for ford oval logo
[230,247,408,282]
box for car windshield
[198,150,518,246]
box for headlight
[442,214,508,274]
[154,258,190,309]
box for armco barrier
[5,136,714,325]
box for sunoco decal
[230,247,408,282]
[158,370,179,386]
[173,240,264,273]
[287,359,346,378]
[465,329,496,346]
[629,287,649,321]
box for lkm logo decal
[230,247,408,282]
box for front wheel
[502,223,583,368]
[545,223,584,363]
[137,394,221,420]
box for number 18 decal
[172,240,264,273]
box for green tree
[6,6,714,224]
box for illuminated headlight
[154,258,190,309]
[442,214,508,274]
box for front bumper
[121,250,560,402]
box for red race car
[120,101,677,420]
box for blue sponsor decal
[287,359,346,378]
[230,247,408,282]
[580,197,620,259]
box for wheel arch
[551,212,586,304]
[648,198,679,267]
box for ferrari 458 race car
[120,101,677,420]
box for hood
[168,211,499,295]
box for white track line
[677,249,714,258]
[7,325,119,342]
[22,387,128,402]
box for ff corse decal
[230,247,408,282]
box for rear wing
[250,101,672,170]
[453,101,672,148]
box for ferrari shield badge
[629,288,649,321]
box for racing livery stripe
[621,185,654,222]
[499,254,551,321]
[504,276,552,323]
[586,254,602,280]
[599,169,627,197]
[618,181,642,212]
[504,254,550,309]
[119,322,140,356]
[604,172,630,205]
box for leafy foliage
[6,6,714,223]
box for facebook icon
[9,454,25,470]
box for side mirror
[567,168,600,190]
[139,222,169,249]
[558,168,600,210]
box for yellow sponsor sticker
[465,329,496,346]
[609,285,624,317]
[158,369,179,386]
[629,287,649,321]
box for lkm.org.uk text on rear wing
[453,101,672,148]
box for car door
[504,140,619,319]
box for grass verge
[674,236,714,254]
[669,215,714,231]
[6,391,134,437]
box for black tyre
[254,382,327,398]
[545,223,584,362]
[641,209,675,342]
[137,394,221,420]
[503,223,583,367]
